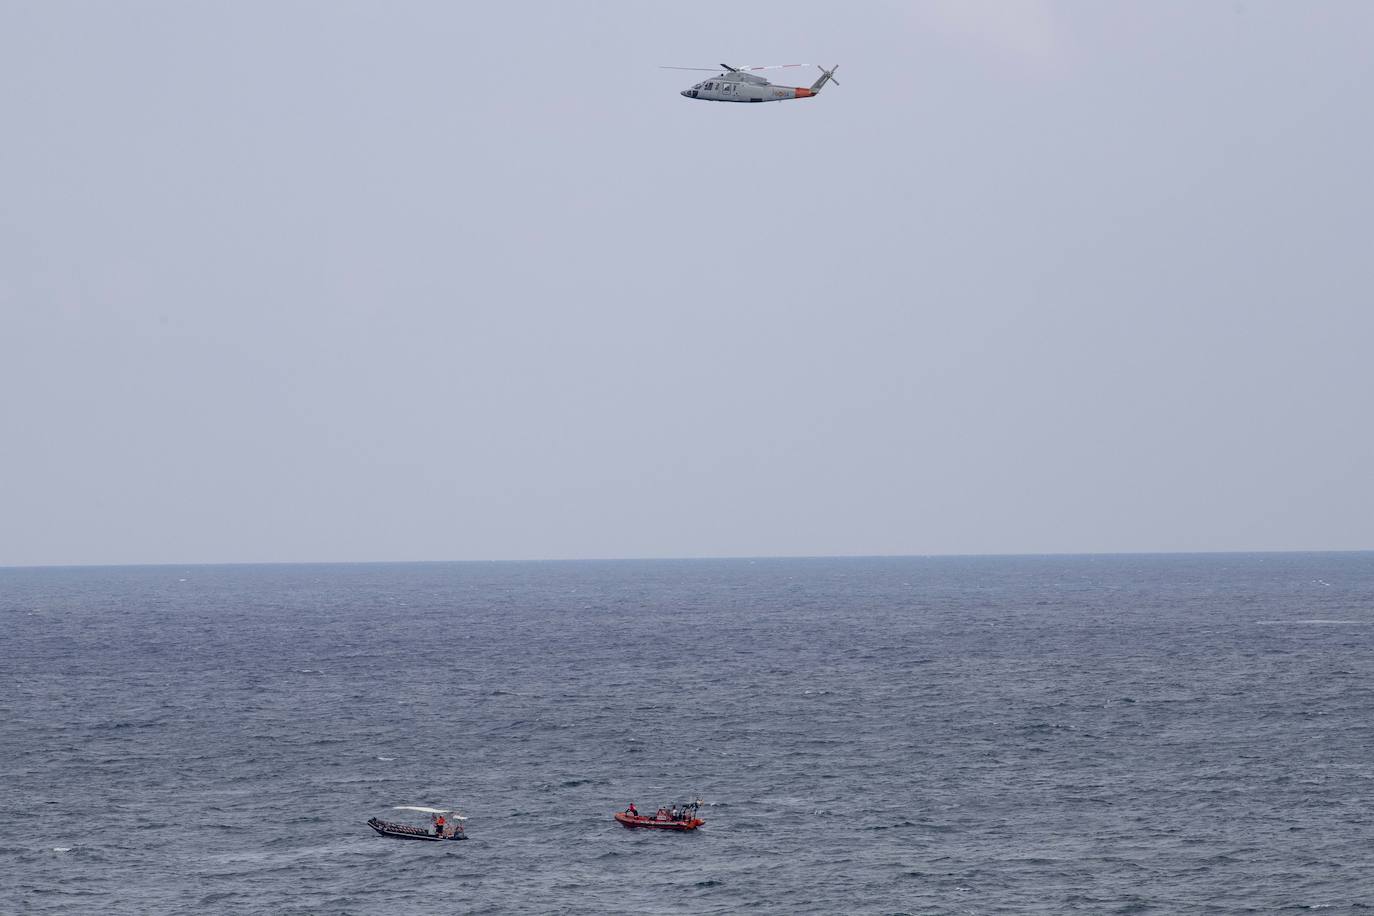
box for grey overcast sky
[2,1,1372,566]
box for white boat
[367,805,467,841]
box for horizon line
[3,546,1372,572]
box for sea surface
[3,554,1374,914]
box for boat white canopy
[393,806,467,820]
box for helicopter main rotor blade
[660,64,817,72]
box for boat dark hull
[368,817,465,841]
[614,812,703,831]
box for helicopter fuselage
[680,76,815,102]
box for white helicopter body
[668,64,839,103]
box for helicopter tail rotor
[810,65,840,93]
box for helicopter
[663,63,839,103]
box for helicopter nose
[681,89,690,97]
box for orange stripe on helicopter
[794,88,814,98]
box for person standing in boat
[626,803,638,818]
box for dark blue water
[4,554,1374,914]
